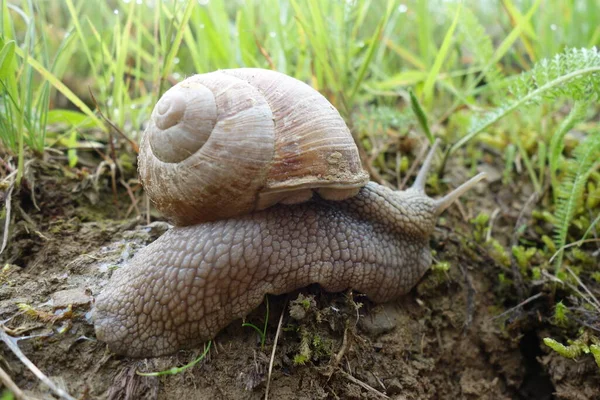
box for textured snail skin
[94,182,440,357]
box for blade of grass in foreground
[422,2,461,108]
[65,0,97,79]
[349,0,393,102]
[136,341,212,376]
[162,0,196,80]
[409,90,434,144]
[12,46,104,131]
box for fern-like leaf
[512,47,600,102]
[553,134,600,272]
[451,47,600,154]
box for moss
[511,245,537,271]
[294,326,312,366]
[541,235,556,253]
[544,334,600,370]
[470,211,490,243]
[432,261,450,273]
[488,238,511,268]
[590,345,600,368]
[551,301,570,327]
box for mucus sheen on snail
[93,68,485,358]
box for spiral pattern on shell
[139,68,369,226]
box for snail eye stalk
[409,138,486,214]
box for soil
[1,154,599,400]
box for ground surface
[1,156,599,400]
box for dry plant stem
[0,365,26,400]
[0,328,76,400]
[458,263,476,331]
[399,141,430,190]
[120,178,141,218]
[88,88,140,154]
[565,267,600,312]
[486,208,501,242]
[510,190,542,300]
[324,322,350,378]
[571,316,600,333]
[347,122,389,188]
[254,36,275,70]
[356,142,388,187]
[548,238,600,264]
[0,183,14,255]
[93,160,119,216]
[337,369,390,399]
[541,270,600,314]
[264,299,286,400]
[489,292,545,321]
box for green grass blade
[422,2,461,107]
[0,40,15,77]
[409,90,434,144]
[136,341,212,376]
[65,0,97,78]
[162,0,196,80]
[12,46,104,131]
[349,0,392,101]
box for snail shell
[138,68,370,226]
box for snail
[93,68,485,358]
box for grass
[1,0,600,368]
[136,340,212,376]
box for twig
[0,327,76,400]
[120,178,141,219]
[489,292,544,321]
[565,266,600,311]
[93,160,120,217]
[569,316,600,333]
[88,88,140,154]
[0,365,26,400]
[324,322,350,378]
[255,36,275,70]
[458,263,476,331]
[399,141,430,190]
[510,190,542,300]
[486,207,501,242]
[548,239,600,264]
[542,270,600,314]
[337,369,390,399]
[0,183,14,255]
[264,299,287,400]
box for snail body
[94,69,485,357]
